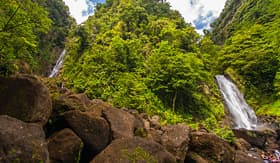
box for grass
[256,99,280,116]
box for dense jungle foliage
[0,0,279,134]
[211,0,280,115]
[62,0,225,127]
[0,0,73,75]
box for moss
[121,147,157,163]
[76,142,84,163]
[257,99,280,116]
[214,127,236,144]
[225,67,246,93]
[134,128,148,138]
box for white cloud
[63,0,89,24]
[167,0,227,34]
[63,0,227,33]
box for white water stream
[216,75,258,130]
[48,50,66,78]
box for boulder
[149,115,161,129]
[147,128,163,143]
[234,138,251,151]
[232,128,277,149]
[90,99,113,117]
[0,74,52,125]
[53,93,93,113]
[64,110,110,155]
[233,129,265,149]
[160,124,191,161]
[90,137,176,163]
[102,106,144,139]
[190,131,235,163]
[184,152,209,163]
[0,115,49,162]
[234,150,262,163]
[47,128,83,163]
[48,93,93,133]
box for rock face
[47,128,83,163]
[53,93,93,112]
[234,150,262,163]
[102,106,144,139]
[234,138,252,151]
[189,131,235,163]
[185,152,209,163]
[64,110,110,154]
[160,124,191,161]
[90,137,176,163]
[0,74,52,125]
[0,115,49,162]
[233,128,277,149]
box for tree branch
[1,4,21,32]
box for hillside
[210,0,280,116]
[61,0,225,128]
[0,0,280,162]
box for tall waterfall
[215,75,257,130]
[49,49,66,78]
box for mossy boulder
[90,137,176,163]
[189,131,235,163]
[0,74,52,125]
[160,124,191,161]
[64,110,110,161]
[102,105,144,139]
[47,128,83,163]
[0,115,49,162]
[232,128,277,149]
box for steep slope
[62,0,224,127]
[211,0,280,115]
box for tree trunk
[172,90,177,112]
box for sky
[62,0,227,34]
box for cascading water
[48,49,66,78]
[215,75,257,130]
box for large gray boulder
[0,74,52,125]
[90,137,176,163]
[0,115,49,162]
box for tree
[0,0,51,75]
[146,41,208,112]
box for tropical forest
[0,0,279,162]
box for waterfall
[48,49,66,78]
[215,75,257,130]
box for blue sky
[62,0,226,34]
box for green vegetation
[1,0,279,140]
[62,0,224,126]
[121,147,157,163]
[0,0,73,75]
[35,0,74,74]
[0,0,51,75]
[211,0,280,116]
